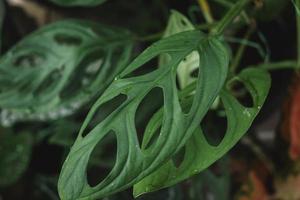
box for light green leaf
[133,67,271,196]
[160,10,198,89]
[58,30,229,200]
[0,20,133,126]
[49,0,106,7]
[0,131,33,187]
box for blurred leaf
[0,20,133,126]
[48,120,80,147]
[0,131,33,187]
[58,30,229,200]
[159,10,198,89]
[48,0,107,7]
[134,68,271,196]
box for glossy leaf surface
[58,30,229,200]
[133,67,271,196]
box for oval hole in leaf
[33,68,63,96]
[123,53,171,78]
[135,87,164,146]
[13,52,45,68]
[201,104,227,146]
[60,50,104,99]
[81,94,127,137]
[172,147,185,168]
[190,68,199,78]
[87,130,117,187]
[229,80,254,107]
[54,33,83,46]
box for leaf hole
[81,94,127,137]
[201,104,227,146]
[190,68,199,78]
[229,80,254,108]
[60,50,105,100]
[54,33,83,46]
[87,131,117,187]
[135,87,164,146]
[33,68,63,96]
[13,53,45,68]
[123,53,171,78]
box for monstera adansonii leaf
[49,0,106,7]
[58,30,230,200]
[133,67,271,196]
[0,20,133,125]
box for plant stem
[296,0,300,69]
[211,0,250,36]
[197,0,214,24]
[230,21,255,74]
[135,23,217,42]
[248,60,298,70]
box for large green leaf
[0,131,33,187]
[0,20,133,126]
[133,67,271,196]
[58,30,229,200]
[49,0,106,7]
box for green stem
[230,23,255,74]
[248,60,298,70]
[296,0,300,69]
[197,0,214,24]
[211,0,250,36]
[135,23,217,42]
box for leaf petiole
[211,0,250,36]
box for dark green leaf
[58,30,229,200]
[49,0,107,7]
[0,20,133,126]
[0,131,33,187]
[133,67,271,196]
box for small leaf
[133,68,271,196]
[0,131,33,187]
[58,30,229,200]
[0,20,133,126]
[49,0,107,7]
